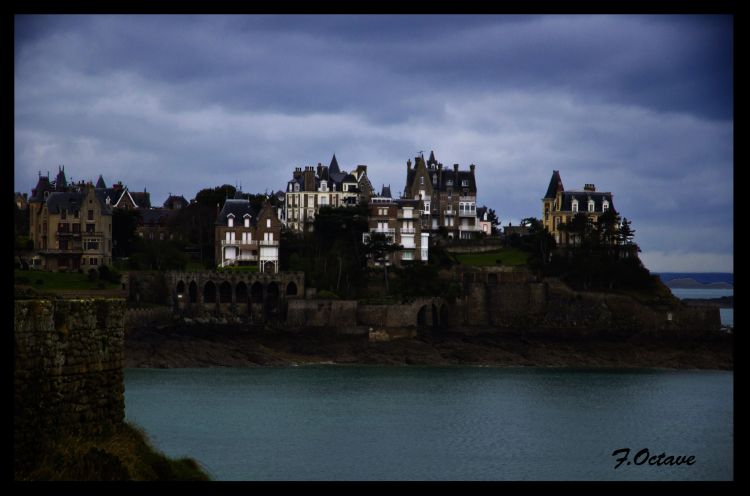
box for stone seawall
[14,298,126,462]
[124,307,173,330]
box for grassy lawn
[454,247,529,267]
[14,269,121,291]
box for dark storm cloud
[14,14,733,271]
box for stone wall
[124,306,173,330]
[14,298,126,463]
[286,299,358,329]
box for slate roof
[29,176,53,202]
[544,170,564,199]
[95,175,106,189]
[139,208,174,226]
[381,185,392,198]
[559,191,615,214]
[329,154,340,174]
[477,206,488,220]
[47,190,112,216]
[163,195,188,209]
[215,199,258,227]
[129,191,152,209]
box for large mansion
[284,154,373,232]
[214,192,282,273]
[542,170,616,245]
[403,151,479,240]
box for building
[542,170,616,245]
[284,154,374,232]
[28,167,113,271]
[476,206,493,236]
[15,192,28,211]
[362,185,429,264]
[215,193,282,273]
[402,151,479,239]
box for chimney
[304,167,315,191]
[584,184,596,192]
[469,164,475,174]
[316,163,323,177]
[437,162,442,171]
[407,159,412,172]
[453,163,459,173]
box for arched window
[219,281,232,303]
[588,200,595,212]
[602,200,609,212]
[204,281,216,303]
[227,214,234,227]
[572,200,578,212]
[286,281,297,296]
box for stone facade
[14,298,126,462]
[403,151,479,240]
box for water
[668,288,733,327]
[124,367,733,481]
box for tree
[618,217,636,246]
[486,208,500,235]
[520,217,556,272]
[363,231,403,293]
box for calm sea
[124,367,733,481]
[668,288,733,327]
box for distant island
[665,278,733,290]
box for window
[159,232,165,241]
[447,180,453,186]
[86,223,95,233]
[419,177,424,185]
[266,218,271,228]
[87,209,94,221]
[588,200,595,212]
[72,224,80,233]
[228,216,234,227]
[61,209,67,220]
[91,258,97,266]
[462,179,468,187]
[572,200,578,212]
[244,217,250,228]
[602,200,609,212]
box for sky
[14,14,733,272]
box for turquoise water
[124,367,733,481]
[669,288,733,327]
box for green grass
[14,269,121,291]
[15,423,210,481]
[454,247,529,267]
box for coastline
[125,325,733,371]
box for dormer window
[588,200,595,212]
[462,179,468,187]
[447,180,453,186]
[266,218,271,228]
[321,180,328,192]
[244,216,250,228]
[294,184,300,192]
[572,200,579,212]
[602,200,609,212]
[420,177,424,185]
[227,214,235,227]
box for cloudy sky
[14,15,733,272]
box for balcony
[370,228,395,235]
[82,231,104,238]
[458,224,478,231]
[259,239,279,246]
[56,231,81,238]
[459,210,476,217]
[397,211,414,219]
[400,227,416,234]
[40,248,83,255]
[459,196,475,202]
[444,209,456,216]
[221,239,259,246]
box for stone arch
[251,281,263,304]
[176,280,186,295]
[286,281,298,296]
[204,281,216,303]
[431,303,439,328]
[417,305,428,326]
[440,304,448,328]
[266,282,280,311]
[219,281,232,303]
[236,281,248,302]
[189,281,197,303]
